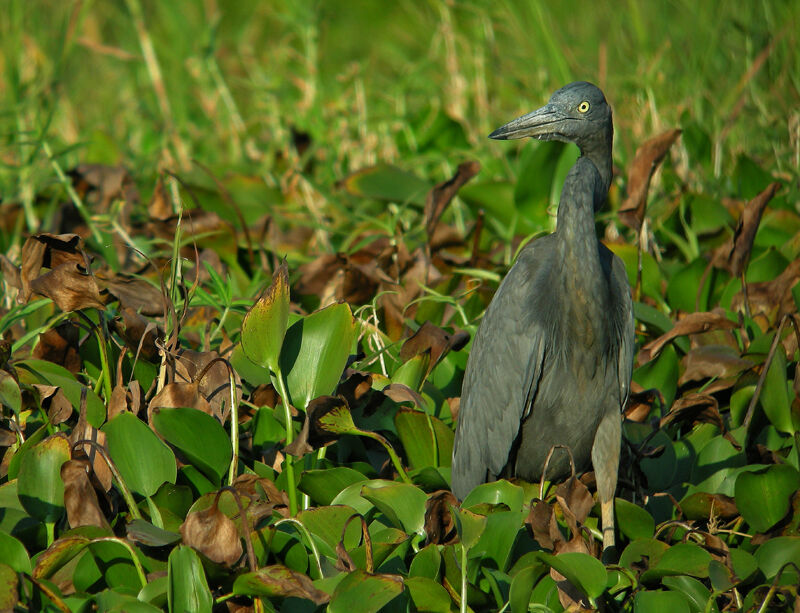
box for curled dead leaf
[423,490,458,545]
[61,459,111,531]
[180,491,243,566]
[637,310,737,365]
[618,129,682,231]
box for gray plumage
[451,82,634,549]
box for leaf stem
[272,367,298,515]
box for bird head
[489,81,612,153]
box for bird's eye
[578,101,590,113]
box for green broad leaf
[634,344,679,410]
[102,412,177,497]
[360,481,427,535]
[451,506,487,550]
[86,540,144,591]
[342,163,431,205]
[228,344,272,387]
[404,576,451,613]
[32,535,90,580]
[0,563,18,611]
[735,465,800,533]
[241,262,290,373]
[17,434,71,522]
[232,565,329,604]
[640,543,712,583]
[539,552,608,601]
[7,425,48,481]
[0,531,32,574]
[459,181,519,231]
[281,302,357,410]
[615,497,655,540]
[754,536,800,581]
[509,563,548,613]
[462,480,525,513]
[619,539,670,571]
[638,430,678,491]
[151,407,231,485]
[296,505,362,555]
[328,569,404,613]
[759,347,797,434]
[634,590,691,612]
[298,467,368,506]
[607,243,663,303]
[663,575,712,612]
[470,510,525,571]
[15,358,105,426]
[708,559,735,592]
[666,258,714,313]
[409,544,441,580]
[167,545,213,613]
[127,519,181,547]
[394,409,454,470]
[93,590,162,612]
[138,575,169,608]
[331,481,376,515]
[391,354,429,392]
[0,369,21,414]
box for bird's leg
[591,410,621,550]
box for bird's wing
[611,254,635,410]
[451,238,552,499]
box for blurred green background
[1,0,797,198]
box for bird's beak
[489,103,565,141]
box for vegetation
[1,1,799,611]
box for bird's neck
[582,125,613,197]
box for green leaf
[151,407,231,485]
[127,519,181,547]
[451,506,487,550]
[759,347,797,434]
[16,358,106,426]
[32,535,90,580]
[297,505,362,555]
[394,409,454,470]
[509,563,548,613]
[470,510,525,571]
[281,302,357,410]
[328,569,404,613]
[342,163,431,205]
[539,552,608,601]
[736,465,800,533]
[102,412,177,497]
[0,531,32,574]
[754,536,800,580]
[232,565,328,604]
[17,434,70,522]
[409,544,441,580]
[634,344,679,407]
[619,539,670,571]
[360,481,427,534]
[404,576,451,613]
[663,575,711,612]
[615,497,655,540]
[0,563,18,611]
[391,354,429,392]
[0,369,21,414]
[634,590,691,612]
[241,262,290,373]
[640,543,712,583]
[462,480,525,513]
[298,467,368,506]
[167,545,213,613]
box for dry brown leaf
[61,459,111,531]
[555,476,594,525]
[731,258,800,326]
[525,499,562,551]
[679,345,754,385]
[423,490,458,545]
[618,129,682,231]
[180,492,243,566]
[70,164,138,212]
[424,160,480,242]
[713,182,781,276]
[172,349,241,423]
[33,323,82,374]
[148,380,214,420]
[33,385,73,425]
[112,307,162,362]
[148,175,173,220]
[660,393,741,450]
[97,273,164,316]
[399,321,469,377]
[29,262,107,312]
[637,310,737,365]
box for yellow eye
[578,101,590,113]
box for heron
[451,81,634,550]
